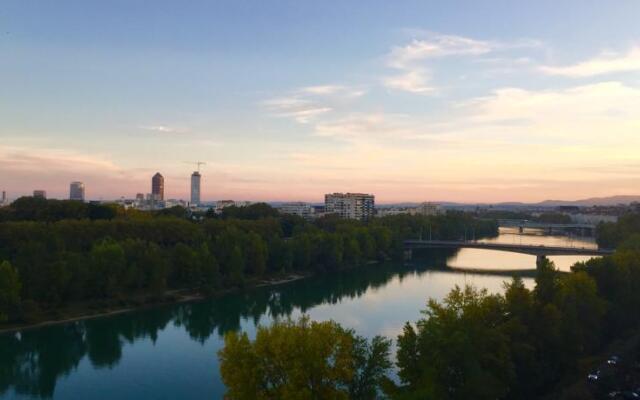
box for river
[0,228,598,399]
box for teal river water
[0,228,597,399]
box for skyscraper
[69,181,85,201]
[191,171,201,205]
[152,173,164,201]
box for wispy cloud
[384,69,434,94]
[262,97,332,123]
[299,85,365,97]
[140,125,189,134]
[262,83,365,123]
[384,33,541,94]
[388,34,496,70]
[540,46,640,78]
[0,145,122,173]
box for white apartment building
[324,193,375,220]
[215,200,236,213]
[410,202,443,216]
[279,202,314,219]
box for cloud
[0,145,122,173]
[384,33,541,94]
[463,81,640,129]
[262,97,332,123]
[262,83,365,123]
[140,125,189,134]
[384,69,434,94]
[540,46,640,78]
[388,34,496,69]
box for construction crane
[184,161,206,172]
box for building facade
[215,200,236,213]
[324,193,375,220]
[33,190,47,199]
[279,202,314,219]
[152,173,164,201]
[69,181,85,201]
[190,171,201,206]
[410,202,443,216]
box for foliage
[392,256,613,399]
[0,261,21,322]
[218,316,391,400]
[596,212,640,248]
[0,205,497,325]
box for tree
[172,243,200,288]
[228,246,245,287]
[0,261,21,322]
[245,232,267,276]
[198,243,220,293]
[395,285,514,400]
[349,335,392,400]
[89,240,126,298]
[218,316,391,400]
[534,257,558,305]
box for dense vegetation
[219,317,392,400]
[218,214,640,400]
[0,199,497,325]
[597,212,640,249]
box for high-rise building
[69,181,85,201]
[191,171,201,205]
[0,191,7,206]
[325,193,375,220]
[33,190,47,199]
[152,173,164,201]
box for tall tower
[191,171,201,206]
[152,173,164,201]
[70,181,85,201]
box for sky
[2,1,640,203]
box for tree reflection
[0,252,452,398]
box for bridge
[497,219,597,235]
[403,240,614,268]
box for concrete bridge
[403,240,614,268]
[497,219,597,235]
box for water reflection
[450,227,598,272]
[0,245,542,399]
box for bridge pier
[536,255,548,270]
[404,248,413,261]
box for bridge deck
[497,220,596,229]
[404,240,613,256]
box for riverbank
[0,272,311,335]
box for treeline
[0,200,497,324]
[218,215,640,400]
[0,262,448,399]
[597,212,640,249]
[0,196,119,222]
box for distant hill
[533,195,640,207]
[378,195,640,209]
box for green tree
[0,261,21,322]
[218,316,391,400]
[245,232,267,276]
[395,285,514,400]
[198,243,220,293]
[228,246,245,287]
[89,240,126,298]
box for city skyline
[2,1,640,202]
